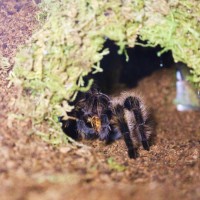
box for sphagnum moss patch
[10,0,200,142]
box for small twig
[67,136,91,149]
[67,116,78,121]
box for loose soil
[0,1,200,200]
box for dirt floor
[0,1,200,200]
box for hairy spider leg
[99,114,111,140]
[124,96,150,151]
[97,93,111,116]
[76,120,97,139]
[102,109,121,143]
[76,90,98,116]
[91,92,110,116]
[115,104,137,159]
[84,95,96,115]
[82,94,102,116]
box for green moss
[107,157,126,172]
[140,0,200,84]
[10,0,200,141]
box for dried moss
[10,0,200,141]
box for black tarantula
[59,87,152,159]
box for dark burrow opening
[91,39,175,94]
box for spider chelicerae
[59,87,152,158]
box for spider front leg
[77,119,97,139]
[105,124,122,144]
[99,114,111,141]
[114,104,138,159]
[124,96,150,151]
[102,110,122,144]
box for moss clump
[107,157,126,172]
[10,0,200,140]
[140,0,200,84]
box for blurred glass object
[175,63,200,111]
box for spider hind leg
[124,96,150,151]
[115,104,137,159]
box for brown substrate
[0,1,200,200]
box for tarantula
[59,88,152,158]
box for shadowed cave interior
[92,39,175,94]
